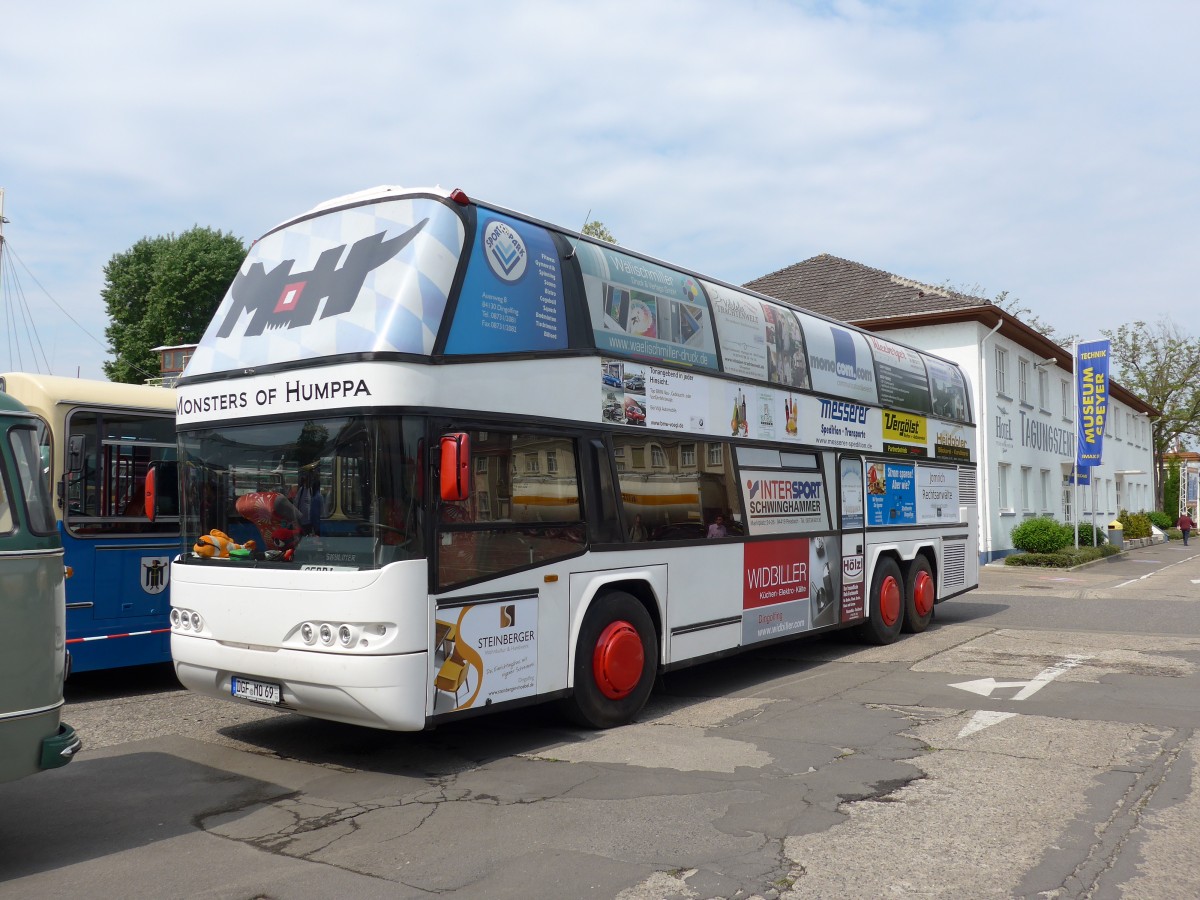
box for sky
[2,0,1197,381]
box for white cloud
[1,0,1197,377]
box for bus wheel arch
[857,554,904,645]
[901,550,936,634]
[564,587,658,729]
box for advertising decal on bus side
[433,596,539,715]
[741,534,842,645]
[444,212,568,353]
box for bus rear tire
[857,557,904,645]
[901,555,935,634]
[564,591,656,729]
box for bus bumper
[40,722,82,770]
[173,634,429,732]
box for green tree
[102,226,246,383]
[1162,455,1180,517]
[582,220,617,244]
[1102,318,1200,508]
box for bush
[1003,544,1119,568]
[1148,510,1175,530]
[1071,522,1106,547]
[1118,510,1152,539]
[1010,516,1071,554]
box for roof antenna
[564,208,591,259]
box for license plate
[231,676,282,705]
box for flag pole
[1073,339,1079,550]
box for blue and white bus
[162,185,979,731]
[0,373,177,672]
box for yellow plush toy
[193,529,257,558]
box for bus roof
[0,372,176,415]
[0,390,35,418]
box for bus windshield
[179,415,425,570]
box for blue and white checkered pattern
[188,196,465,376]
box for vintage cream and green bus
[0,391,80,782]
[161,186,978,731]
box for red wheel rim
[880,575,901,627]
[914,570,935,617]
[593,620,644,700]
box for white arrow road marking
[950,678,1033,698]
[958,710,1017,738]
[951,655,1094,736]
[951,654,1092,701]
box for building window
[651,445,666,468]
[1040,469,1051,511]
[1021,466,1032,512]
[1038,369,1049,409]
[1116,479,1123,512]
[998,463,1011,510]
[1062,476,1072,522]
[707,443,723,466]
[681,443,696,467]
[524,453,540,474]
[1018,359,1030,405]
[995,348,1009,396]
[1061,380,1072,421]
[546,450,558,474]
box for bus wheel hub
[880,575,901,627]
[593,621,643,700]
[914,570,935,617]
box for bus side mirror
[439,433,470,502]
[144,461,179,521]
[67,435,85,474]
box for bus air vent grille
[958,468,978,505]
[943,540,967,589]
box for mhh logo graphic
[216,220,428,338]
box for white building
[748,255,1158,562]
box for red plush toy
[235,491,303,555]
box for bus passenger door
[837,454,868,626]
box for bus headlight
[300,622,316,644]
[170,609,182,627]
[189,612,202,631]
[338,624,356,647]
[318,624,334,646]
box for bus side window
[0,452,12,534]
[436,429,585,589]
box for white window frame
[1021,466,1032,512]
[1018,358,1030,405]
[998,463,1012,512]
[995,347,1009,396]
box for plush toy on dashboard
[234,491,303,558]
[193,529,257,558]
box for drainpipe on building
[977,318,1003,563]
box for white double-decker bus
[162,186,978,731]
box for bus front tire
[564,592,656,729]
[901,556,935,634]
[857,557,904,646]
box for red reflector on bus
[449,189,470,206]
